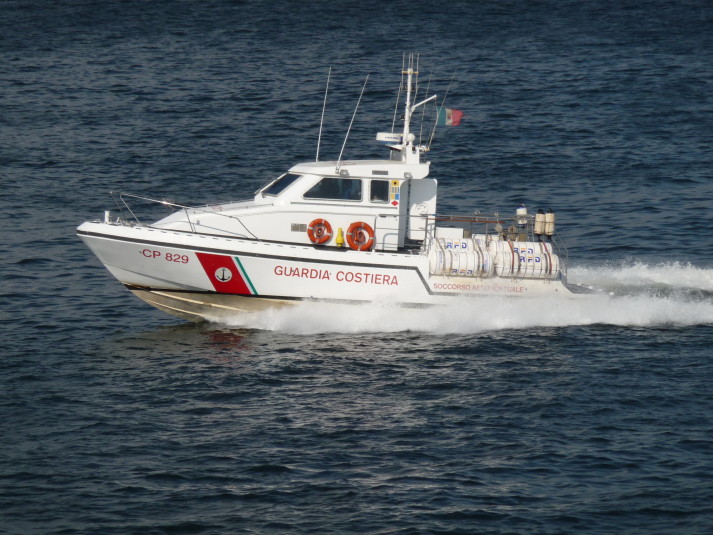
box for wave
[216,293,713,335]
[568,260,713,296]
[215,261,713,334]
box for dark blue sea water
[2,1,713,533]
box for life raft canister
[346,221,375,251]
[307,218,333,245]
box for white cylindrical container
[534,209,546,235]
[545,210,556,236]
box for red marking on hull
[195,252,251,294]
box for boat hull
[127,287,297,321]
[78,221,576,321]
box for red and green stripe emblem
[195,252,257,295]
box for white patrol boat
[77,58,580,321]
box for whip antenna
[419,70,433,145]
[391,54,406,132]
[336,74,369,171]
[428,72,455,149]
[316,66,331,162]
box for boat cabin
[152,156,438,253]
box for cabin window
[370,180,389,203]
[303,178,362,201]
[262,173,301,196]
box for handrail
[110,192,399,243]
[113,192,259,239]
[106,192,568,275]
[413,212,569,277]
[112,191,191,225]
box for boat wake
[569,260,713,298]
[215,262,713,334]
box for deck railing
[414,212,569,275]
[107,192,567,274]
[110,192,260,238]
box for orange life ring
[307,218,333,245]
[346,221,375,251]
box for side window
[262,173,300,196]
[370,180,389,203]
[304,178,362,201]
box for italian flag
[437,107,464,126]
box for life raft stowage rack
[428,237,560,280]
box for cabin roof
[289,159,430,180]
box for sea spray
[568,261,713,293]
[215,293,713,334]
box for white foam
[568,260,713,292]
[214,262,713,334]
[216,295,713,335]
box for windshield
[303,177,362,201]
[261,173,301,196]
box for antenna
[316,66,331,162]
[336,74,369,171]
[413,53,420,102]
[391,54,406,133]
[428,72,455,149]
[402,55,414,144]
[418,70,433,145]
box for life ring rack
[307,218,333,245]
[346,221,375,251]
